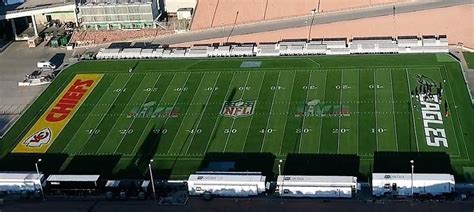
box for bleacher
[94,35,450,60]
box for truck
[37,61,56,70]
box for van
[37,61,56,70]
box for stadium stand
[95,35,449,60]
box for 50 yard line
[223,72,251,152]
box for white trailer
[372,173,455,197]
[276,175,358,198]
[187,173,266,197]
[0,172,44,193]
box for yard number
[187,128,202,134]
[302,85,317,90]
[372,128,387,133]
[239,86,251,91]
[336,85,350,89]
[260,128,275,134]
[153,129,168,134]
[205,87,219,91]
[369,84,384,89]
[114,88,127,93]
[119,129,133,134]
[271,85,284,90]
[224,128,238,134]
[86,129,100,134]
[174,87,188,92]
[296,128,311,134]
[333,128,349,134]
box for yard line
[82,73,139,154]
[95,74,147,153]
[184,72,221,154]
[374,69,379,152]
[166,73,203,154]
[356,69,360,155]
[241,72,266,152]
[438,66,466,159]
[203,73,237,154]
[62,74,127,154]
[129,73,178,155]
[223,72,251,152]
[274,71,296,155]
[296,71,311,153]
[317,70,328,153]
[389,69,399,151]
[337,69,344,153]
[260,72,282,152]
[112,73,162,154]
[405,68,420,152]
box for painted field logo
[220,100,255,118]
[23,128,51,147]
[13,74,103,153]
[127,101,179,118]
[296,99,350,117]
[411,74,448,148]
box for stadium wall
[180,4,474,49]
[191,0,408,30]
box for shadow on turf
[0,153,68,174]
[373,151,453,174]
[284,154,360,177]
[198,152,276,178]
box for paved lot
[1,198,474,212]
[0,41,71,136]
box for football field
[1,54,473,179]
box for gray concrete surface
[2,197,474,212]
[151,0,473,45]
[0,41,71,136]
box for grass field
[463,52,474,69]
[1,54,473,180]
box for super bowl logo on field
[23,128,52,147]
[220,100,255,118]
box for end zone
[12,74,103,153]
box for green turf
[464,52,474,69]
[1,54,474,180]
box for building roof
[46,175,100,182]
[277,175,357,184]
[78,0,152,5]
[188,174,265,183]
[0,172,43,182]
[372,173,454,181]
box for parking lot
[0,41,71,136]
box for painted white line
[185,72,221,154]
[405,68,420,152]
[129,73,178,155]
[223,72,252,152]
[62,74,126,154]
[241,72,266,152]
[260,72,282,152]
[337,69,343,154]
[166,73,202,154]
[112,73,162,154]
[296,71,311,154]
[438,66,465,159]
[374,69,379,152]
[317,70,328,153]
[273,70,296,154]
[203,73,237,154]
[389,69,399,151]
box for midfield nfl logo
[220,100,256,118]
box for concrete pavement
[152,0,473,45]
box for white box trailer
[187,173,266,197]
[372,173,455,197]
[276,175,358,198]
[0,172,44,193]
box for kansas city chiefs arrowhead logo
[23,128,52,147]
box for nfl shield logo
[220,100,255,118]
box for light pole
[35,158,44,199]
[410,160,414,197]
[278,159,283,176]
[149,159,157,203]
[308,9,317,41]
